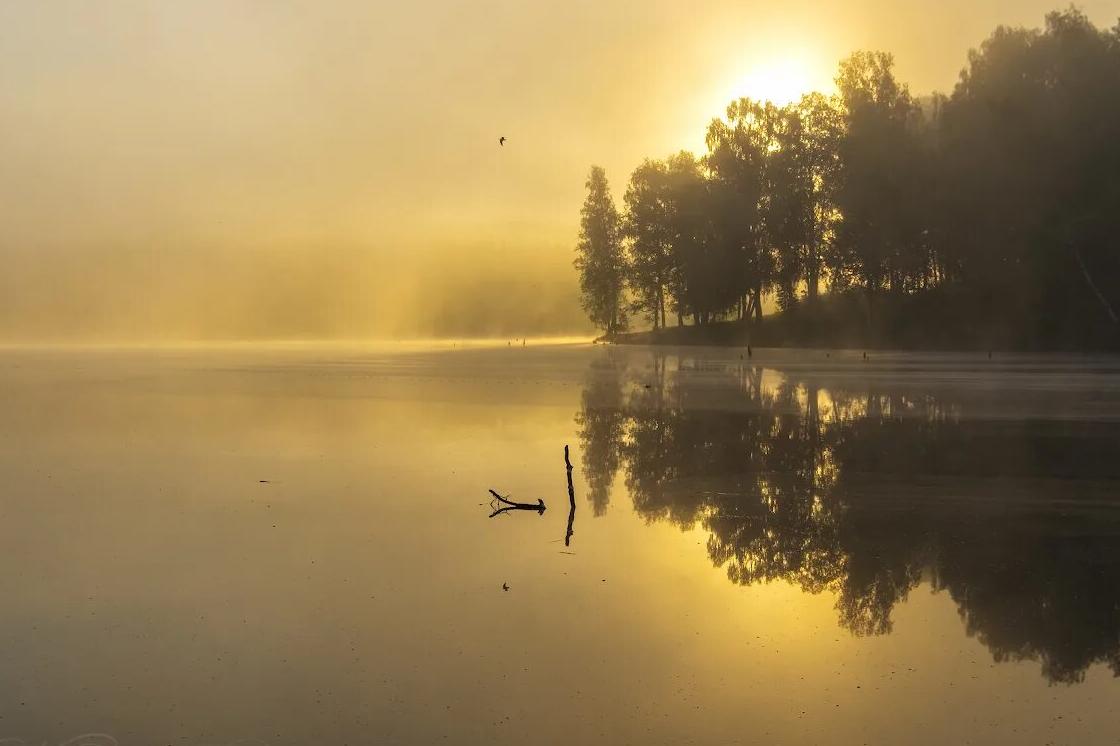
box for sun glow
[733,55,820,106]
[682,50,835,163]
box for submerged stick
[564,445,576,546]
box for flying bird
[499,136,506,146]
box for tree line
[575,8,1120,349]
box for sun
[712,52,837,113]
[734,55,818,106]
[684,50,833,152]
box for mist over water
[0,242,590,342]
[3,342,1120,744]
[5,1,1118,343]
[5,2,1120,744]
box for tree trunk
[807,258,819,304]
[865,284,876,345]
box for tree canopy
[576,8,1120,349]
[575,165,627,334]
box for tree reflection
[576,350,1120,683]
[575,349,628,516]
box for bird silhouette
[499,136,507,146]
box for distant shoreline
[600,316,1119,353]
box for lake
[2,342,1120,745]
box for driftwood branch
[488,489,517,507]
[488,489,546,518]
[564,444,576,546]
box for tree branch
[488,489,546,517]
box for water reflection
[577,350,1120,684]
[574,352,627,516]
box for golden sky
[2,0,1117,340]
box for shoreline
[600,318,1119,354]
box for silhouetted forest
[576,349,1120,683]
[575,9,1120,350]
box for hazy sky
[2,0,1117,340]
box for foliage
[575,166,627,334]
[577,8,1120,349]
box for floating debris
[488,489,545,517]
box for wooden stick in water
[564,445,576,546]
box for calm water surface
[2,343,1120,745]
